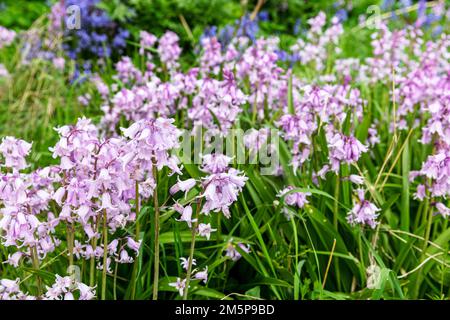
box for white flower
[180,257,196,270]
[198,223,217,240]
[169,277,187,296]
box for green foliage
[0,0,49,30]
[101,0,242,48]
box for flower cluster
[201,154,248,218]
[169,257,208,296]
[290,12,343,71]
[200,12,268,49]
[2,4,450,300]
[0,113,186,297]
[327,132,368,173]
[347,189,380,229]
[44,275,96,300]
[0,276,95,300]
[0,278,34,300]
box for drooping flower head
[347,189,380,229]
[278,186,311,209]
[328,132,368,172]
[121,118,182,174]
[201,154,248,218]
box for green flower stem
[183,197,203,300]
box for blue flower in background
[400,0,412,7]
[335,9,348,23]
[201,13,263,50]
[234,14,259,42]
[381,0,395,11]
[424,13,441,27]
[293,18,302,35]
[275,49,289,62]
[391,10,399,21]
[258,10,269,22]
[218,25,234,48]
[61,0,129,82]
[275,49,299,69]
[113,29,130,48]
[198,26,218,52]
[416,0,427,22]
[432,25,443,37]
[415,0,441,29]
[202,26,217,40]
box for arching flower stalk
[168,153,247,299]
[121,118,182,300]
[182,197,203,299]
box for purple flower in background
[417,151,450,198]
[258,10,269,22]
[200,26,218,44]
[139,31,157,56]
[199,36,223,75]
[0,26,15,49]
[432,25,443,37]
[202,13,263,49]
[290,12,343,71]
[0,63,9,78]
[244,128,270,156]
[158,31,182,71]
[225,241,251,261]
[367,125,380,147]
[52,57,65,70]
[400,0,412,7]
[415,0,427,27]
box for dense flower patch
[0,1,449,300]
